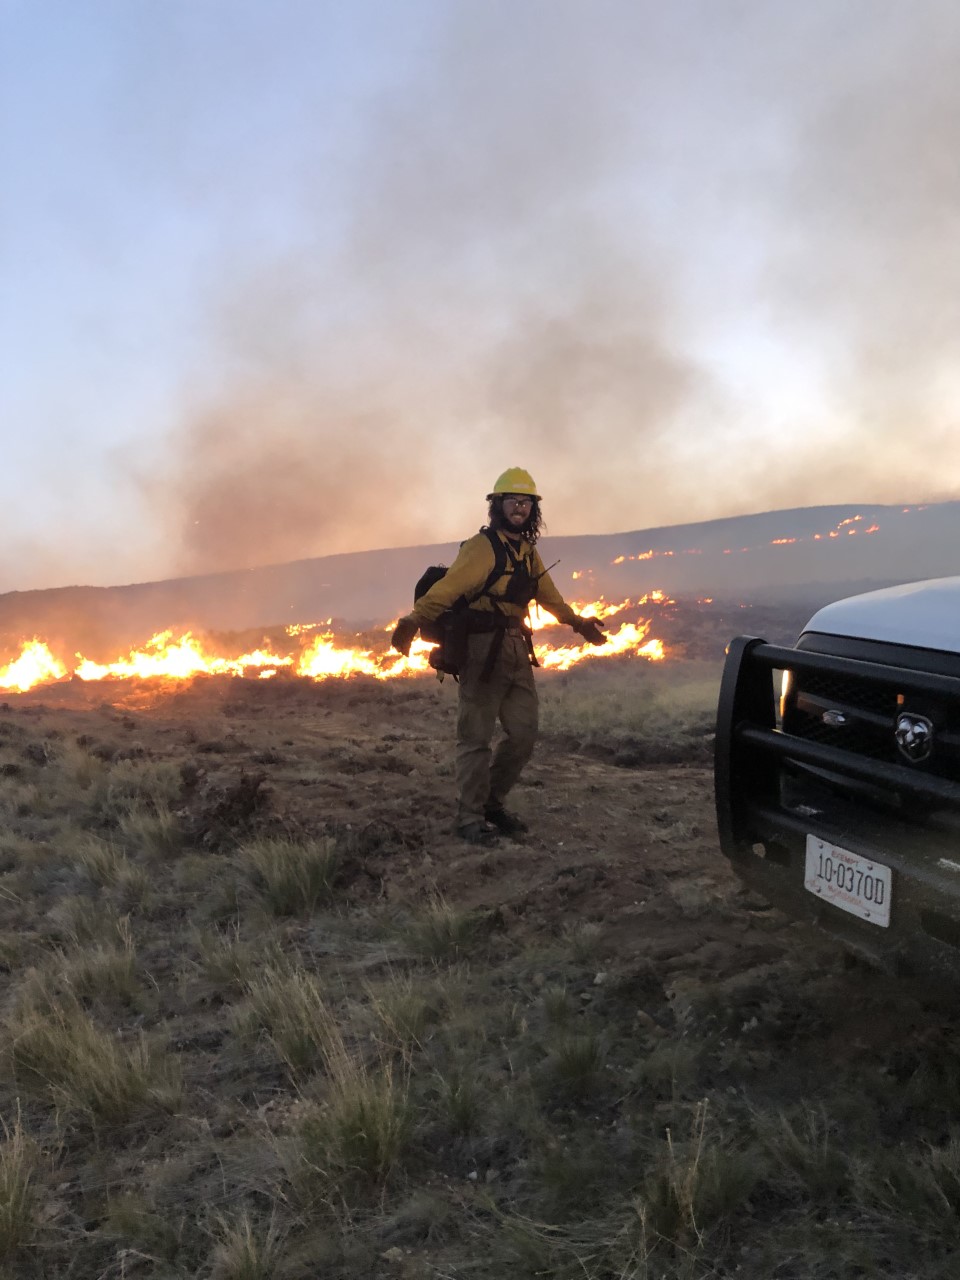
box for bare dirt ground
[2,668,960,1279]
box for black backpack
[414,527,509,676]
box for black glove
[391,615,419,656]
[572,616,607,647]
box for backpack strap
[469,526,509,605]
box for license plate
[804,835,892,928]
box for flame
[285,619,333,636]
[611,510,889,567]
[0,640,68,692]
[297,632,434,680]
[73,631,295,682]
[536,620,664,671]
[529,592,672,630]
[0,588,670,695]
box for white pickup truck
[715,577,960,975]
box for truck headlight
[780,668,793,720]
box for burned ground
[0,664,957,1279]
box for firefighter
[391,468,607,845]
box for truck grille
[788,670,960,780]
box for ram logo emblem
[894,712,934,763]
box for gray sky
[2,0,957,591]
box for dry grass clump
[97,1192,184,1268]
[237,977,417,1198]
[536,1032,604,1107]
[298,1062,412,1194]
[74,837,151,909]
[367,972,443,1056]
[208,1210,286,1280]
[49,920,141,1008]
[5,996,181,1125]
[241,834,340,915]
[401,894,488,963]
[240,965,335,1076]
[45,894,130,947]
[0,1113,40,1265]
[195,923,286,995]
[54,742,105,793]
[93,758,183,822]
[119,801,184,858]
[539,659,720,761]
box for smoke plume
[145,0,960,579]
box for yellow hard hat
[488,467,540,500]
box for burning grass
[0,665,957,1276]
[0,591,673,697]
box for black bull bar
[715,637,960,861]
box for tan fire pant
[455,630,538,830]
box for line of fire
[0,508,918,697]
[0,593,671,696]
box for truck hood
[803,577,960,653]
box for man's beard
[497,511,531,538]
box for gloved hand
[391,615,420,656]
[572,615,607,646]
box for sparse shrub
[368,973,441,1055]
[0,932,34,974]
[663,877,713,915]
[242,966,335,1076]
[538,660,721,762]
[94,758,182,821]
[244,981,416,1194]
[6,997,181,1124]
[855,1136,960,1244]
[300,1063,412,1192]
[75,836,150,907]
[403,895,485,962]
[534,1140,620,1219]
[541,984,575,1027]
[0,1112,39,1263]
[99,1192,183,1264]
[242,834,339,915]
[763,1109,850,1201]
[55,742,104,792]
[563,920,605,964]
[208,1210,285,1280]
[431,1064,485,1140]
[538,1033,604,1106]
[376,1189,457,1246]
[632,1037,703,1100]
[637,1100,757,1257]
[56,918,140,1007]
[178,768,271,850]
[1,783,48,819]
[45,895,128,947]
[195,924,285,995]
[120,802,184,859]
